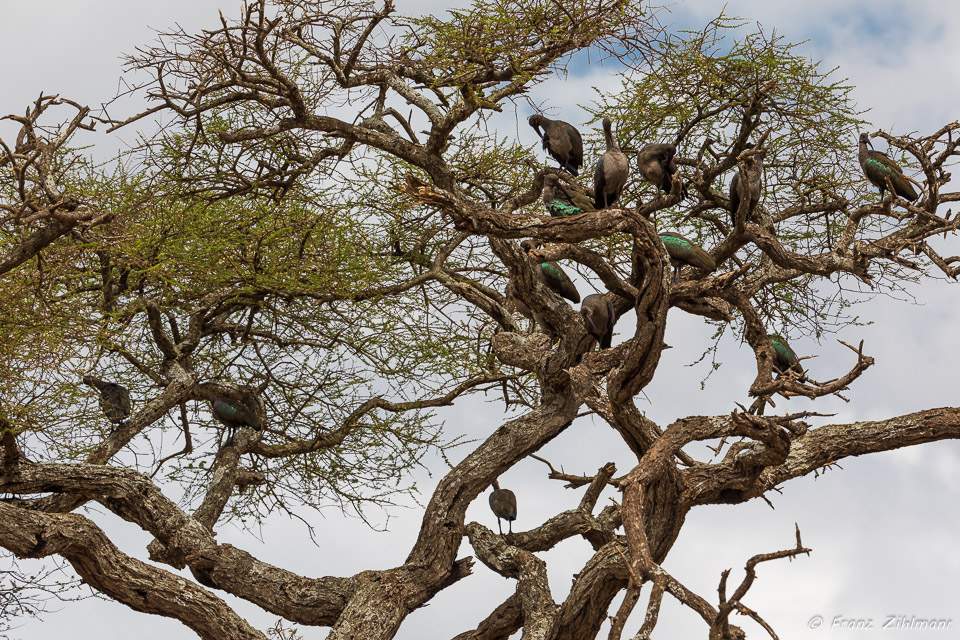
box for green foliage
[587,14,911,340]
[0,2,944,527]
[406,0,637,87]
[0,126,499,522]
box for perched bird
[505,279,534,322]
[210,396,263,441]
[489,479,517,535]
[580,294,616,349]
[82,376,131,429]
[539,261,580,303]
[858,133,919,201]
[593,117,629,209]
[541,173,596,217]
[769,334,807,381]
[729,146,766,226]
[638,142,684,198]
[659,232,717,283]
[506,278,556,338]
[528,114,584,176]
[521,240,581,303]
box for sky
[2,1,960,639]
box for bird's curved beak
[583,312,598,333]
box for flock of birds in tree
[79,114,918,537]
[486,114,918,532]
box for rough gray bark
[0,503,266,640]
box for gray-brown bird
[580,294,616,349]
[529,114,584,176]
[82,376,131,429]
[593,117,629,209]
[729,146,765,226]
[505,279,534,322]
[638,142,684,198]
[489,479,517,534]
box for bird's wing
[593,156,607,207]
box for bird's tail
[691,245,717,271]
[892,174,919,201]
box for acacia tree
[2,1,960,638]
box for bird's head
[520,239,543,254]
[528,114,543,129]
[859,133,873,149]
[743,147,766,166]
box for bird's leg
[106,420,125,440]
[498,519,503,535]
[508,521,513,535]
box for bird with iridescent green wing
[658,232,716,283]
[858,133,918,202]
[539,262,580,303]
[541,173,595,217]
[768,334,807,381]
[211,395,263,442]
[521,240,581,303]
